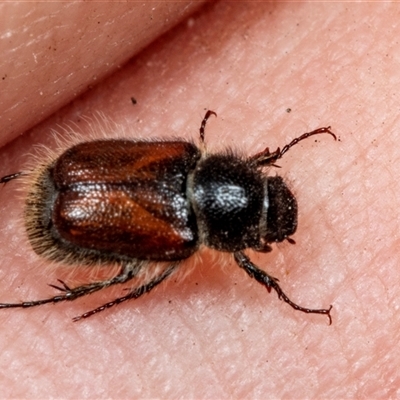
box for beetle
[0,111,335,322]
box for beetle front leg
[199,110,217,143]
[249,127,336,167]
[233,251,332,324]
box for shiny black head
[191,153,297,252]
[263,176,297,243]
[191,153,264,251]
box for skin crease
[0,1,205,147]
[0,2,399,398]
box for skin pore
[0,2,399,398]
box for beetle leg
[249,127,336,167]
[199,110,217,144]
[233,251,332,324]
[0,172,23,185]
[0,261,143,310]
[72,263,178,321]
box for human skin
[0,1,204,147]
[1,2,400,398]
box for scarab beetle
[0,111,335,322]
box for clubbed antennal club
[250,127,337,167]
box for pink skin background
[0,2,399,398]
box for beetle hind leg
[72,263,178,321]
[0,261,143,310]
